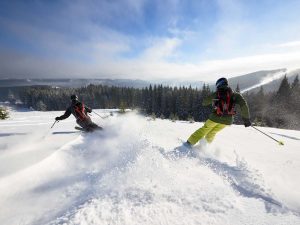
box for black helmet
[70,95,78,101]
[216,77,228,89]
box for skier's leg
[85,121,102,132]
[187,119,218,145]
[76,120,85,129]
[205,123,226,143]
[76,119,91,131]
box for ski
[74,126,103,132]
[75,126,85,131]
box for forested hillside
[4,75,300,130]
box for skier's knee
[205,137,214,143]
[205,134,216,143]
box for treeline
[244,75,300,130]
[5,74,300,130]
[0,107,9,120]
[12,84,213,122]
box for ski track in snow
[0,110,300,225]
[160,145,300,216]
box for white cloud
[211,0,247,53]
[1,0,300,82]
[1,46,300,81]
[141,37,182,61]
[99,50,300,81]
[277,41,300,48]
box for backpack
[214,88,236,116]
[73,102,88,121]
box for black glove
[55,117,60,121]
[244,118,251,127]
[86,107,92,113]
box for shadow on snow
[0,132,27,137]
[270,132,300,141]
[52,131,80,135]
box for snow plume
[0,112,151,225]
[241,70,287,93]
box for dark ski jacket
[203,88,250,125]
[57,100,92,122]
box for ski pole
[93,111,109,119]
[251,126,284,146]
[51,120,59,129]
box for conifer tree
[235,84,240,93]
[0,107,9,120]
[291,75,299,91]
[36,100,47,111]
[277,75,291,101]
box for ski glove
[55,117,61,121]
[244,118,251,127]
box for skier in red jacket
[55,95,102,132]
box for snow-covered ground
[0,109,300,225]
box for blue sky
[0,0,300,81]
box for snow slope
[0,109,299,225]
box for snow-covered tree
[36,100,47,111]
[0,107,9,120]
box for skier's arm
[202,93,215,106]
[56,107,71,120]
[235,93,251,126]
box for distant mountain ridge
[0,78,151,88]
[228,69,286,91]
[227,68,300,93]
[1,68,299,93]
[244,69,300,93]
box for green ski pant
[187,119,227,145]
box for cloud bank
[0,0,300,81]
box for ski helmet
[216,77,228,89]
[70,94,78,101]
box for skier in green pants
[186,77,251,147]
